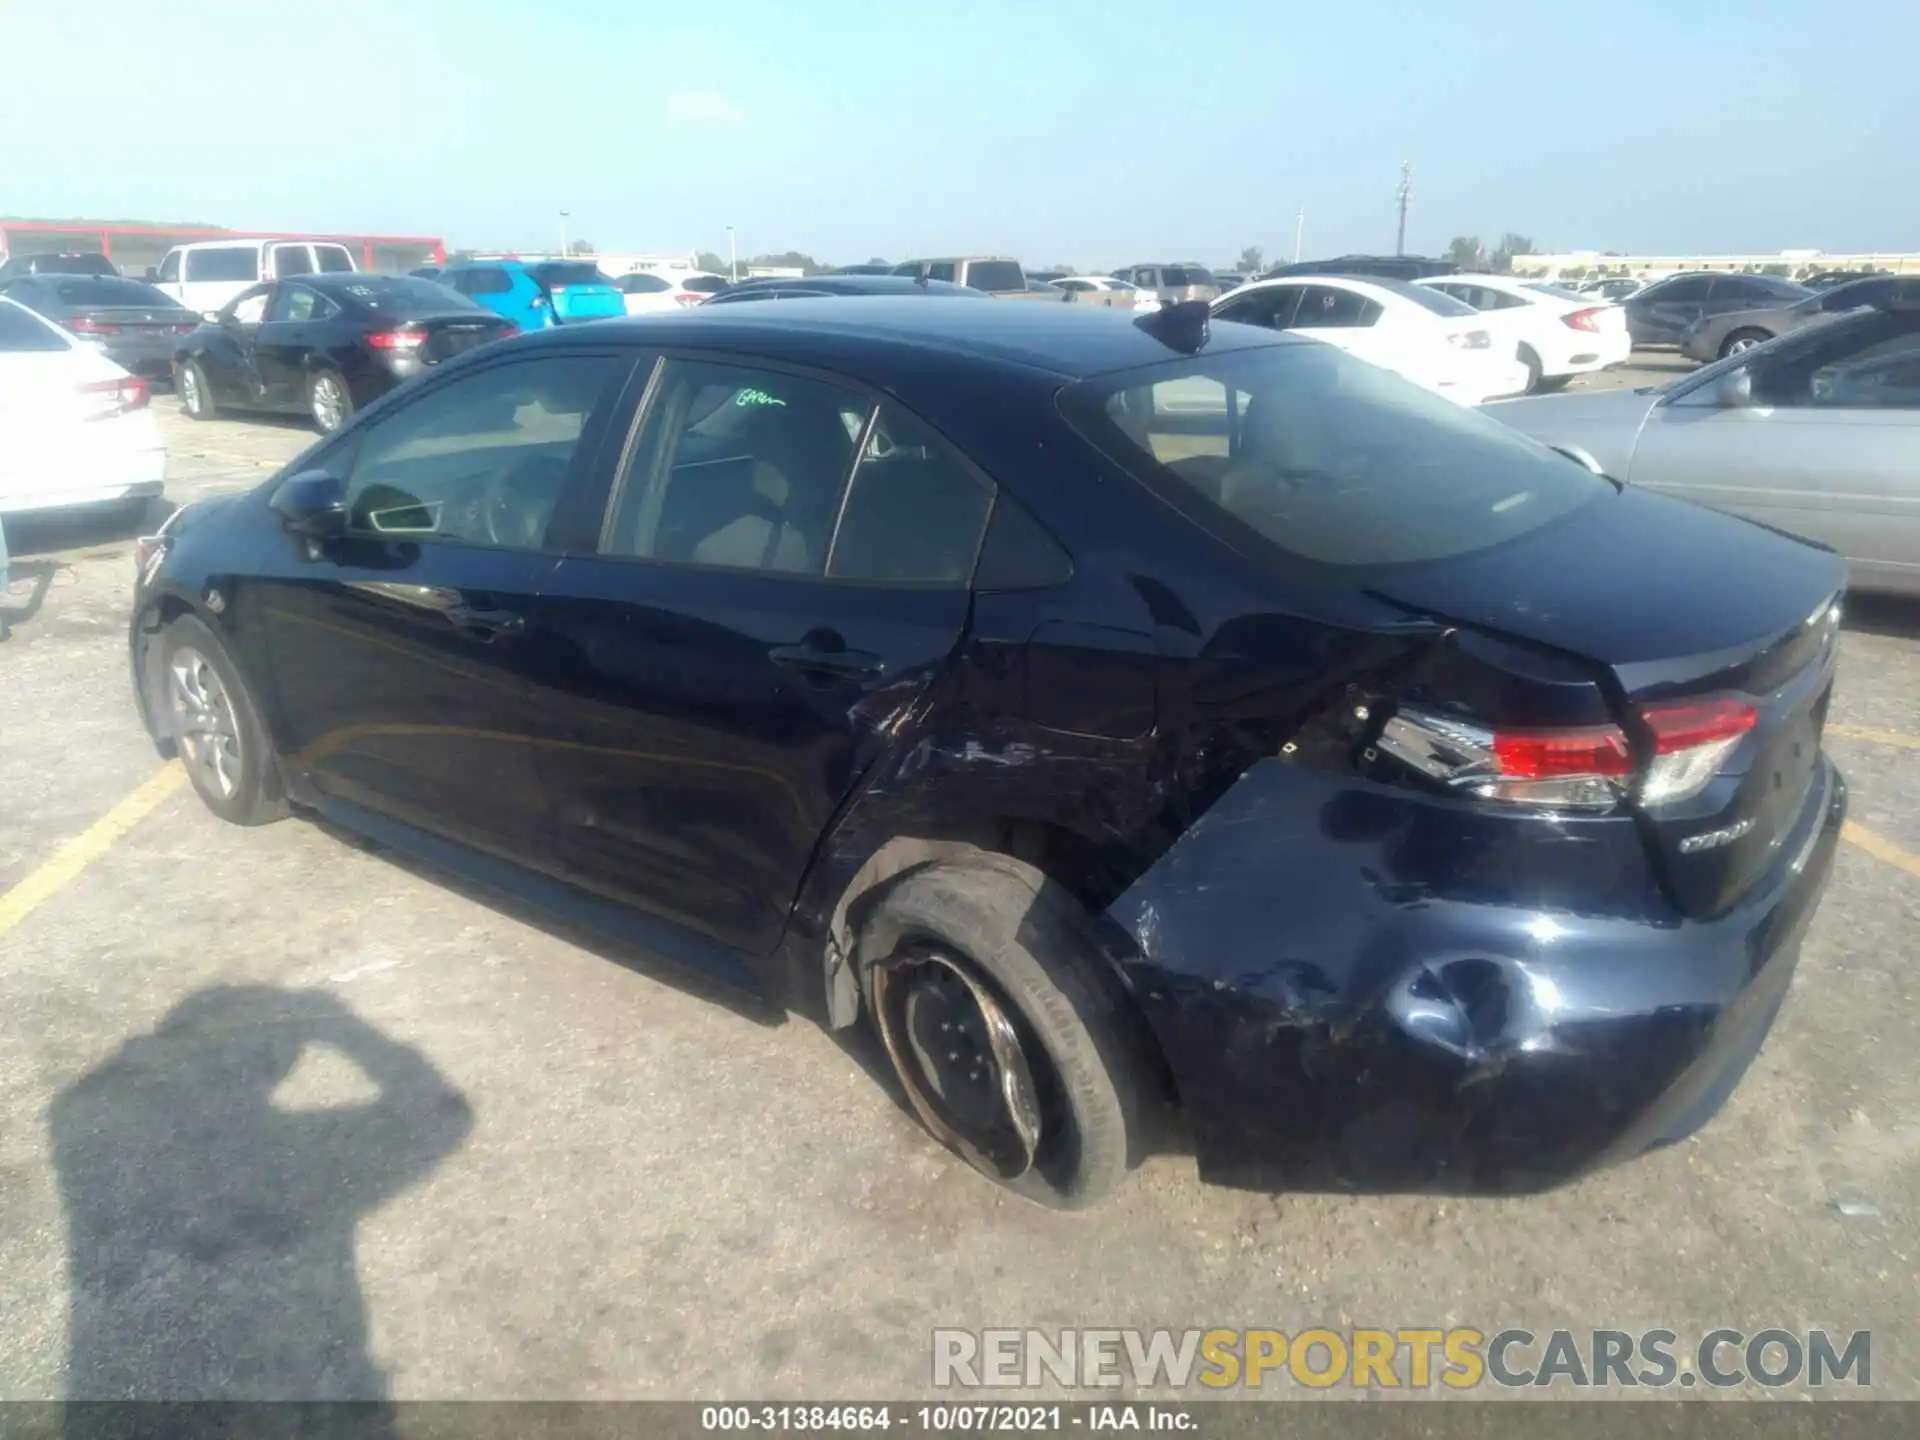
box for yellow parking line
[0,765,185,940]
[1828,723,1920,751]
[1843,822,1920,882]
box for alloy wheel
[1727,336,1761,355]
[167,647,243,799]
[870,947,1045,1181]
[311,375,346,431]
[180,366,202,415]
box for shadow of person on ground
[50,986,472,1421]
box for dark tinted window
[156,251,181,283]
[828,405,994,585]
[1214,287,1299,329]
[1161,266,1216,287]
[1066,343,1606,569]
[963,261,1024,293]
[927,262,957,283]
[345,355,626,547]
[184,247,260,282]
[1524,282,1589,302]
[1385,279,1477,316]
[272,246,314,278]
[326,277,483,316]
[0,301,68,351]
[1292,285,1381,328]
[466,268,513,295]
[1819,278,1897,311]
[530,262,608,288]
[266,285,338,323]
[47,278,176,307]
[682,275,730,294]
[1649,275,1712,302]
[315,245,356,273]
[973,492,1073,590]
[26,253,115,276]
[605,361,871,575]
[1726,310,1920,410]
[618,273,672,293]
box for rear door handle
[769,643,885,680]
[447,603,526,637]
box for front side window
[828,404,994,584]
[315,245,356,273]
[227,286,271,325]
[1063,342,1606,570]
[156,251,181,283]
[185,247,261,283]
[265,285,336,324]
[1215,287,1299,330]
[1739,311,1920,410]
[604,361,871,575]
[927,262,957,283]
[343,355,627,548]
[1654,275,1711,303]
[1292,285,1381,328]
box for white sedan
[0,297,165,523]
[1416,274,1631,393]
[614,270,732,315]
[1209,275,1530,406]
[1051,275,1160,311]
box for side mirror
[1713,368,1756,409]
[270,470,348,540]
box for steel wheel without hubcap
[167,646,243,799]
[311,374,347,432]
[870,946,1047,1181]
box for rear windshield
[1161,266,1216,287]
[530,262,610,288]
[185,247,260,282]
[962,260,1025,293]
[1525,282,1590,302]
[681,274,730,293]
[29,254,114,275]
[327,277,483,315]
[1062,343,1607,570]
[0,301,69,351]
[49,277,177,307]
[1384,279,1478,316]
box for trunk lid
[1369,483,1845,916]
[410,313,514,363]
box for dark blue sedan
[128,299,1847,1206]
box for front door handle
[769,642,885,680]
[446,603,526,637]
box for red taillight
[1639,697,1758,805]
[674,290,706,306]
[1563,307,1605,332]
[1491,725,1633,781]
[78,375,150,419]
[68,315,122,336]
[498,323,521,337]
[173,322,198,334]
[367,328,429,350]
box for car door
[1631,274,1713,344]
[253,348,637,865]
[1625,309,1920,593]
[253,282,335,409]
[201,284,275,407]
[523,357,988,963]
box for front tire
[1721,328,1771,359]
[855,855,1148,1208]
[308,369,354,433]
[177,360,217,420]
[153,614,288,826]
[1534,373,1574,393]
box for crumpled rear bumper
[1104,756,1846,1194]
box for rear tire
[308,369,354,433]
[177,360,217,420]
[152,614,288,827]
[1534,373,1574,393]
[855,854,1148,1209]
[1721,328,1771,359]
[1517,345,1544,394]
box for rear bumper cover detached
[1105,755,1846,1194]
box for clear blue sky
[1,0,1912,267]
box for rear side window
[272,246,315,278]
[1385,280,1477,317]
[963,261,1025,293]
[682,275,730,294]
[1525,282,1589,302]
[1161,266,1216,287]
[185,247,260,282]
[1064,343,1606,570]
[620,273,672,293]
[0,300,69,351]
[828,404,993,585]
[531,262,607,288]
[315,245,356,273]
[468,268,513,295]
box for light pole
[1294,207,1305,263]
[726,226,737,283]
[559,211,570,258]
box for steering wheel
[482,452,569,549]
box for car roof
[508,295,1291,378]
[719,274,976,297]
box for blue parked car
[433,259,624,330]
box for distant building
[0,219,443,275]
[1511,250,1920,283]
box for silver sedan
[1488,302,1920,596]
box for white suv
[149,239,358,316]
